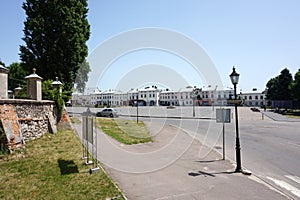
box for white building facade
[240,92,266,107]
[72,86,263,107]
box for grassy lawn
[285,111,300,118]
[0,130,124,200]
[97,118,153,145]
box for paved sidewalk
[73,117,287,200]
[262,110,300,122]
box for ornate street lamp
[229,66,242,173]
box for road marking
[286,175,300,185]
[267,176,300,198]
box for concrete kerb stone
[119,114,215,120]
[262,110,300,122]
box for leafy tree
[20,0,90,94]
[42,79,71,102]
[277,68,292,100]
[75,59,91,93]
[0,60,5,67]
[266,68,293,100]
[290,69,300,100]
[266,77,279,100]
[42,79,56,100]
[7,62,28,90]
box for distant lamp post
[191,90,196,117]
[136,89,139,124]
[212,85,218,111]
[229,66,242,173]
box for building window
[260,95,263,100]
[249,96,252,100]
[255,96,258,100]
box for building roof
[160,90,176,94]
[25,68,42,80]
[0,64,9,74]
[127,88,139,94]
[178,87,194,93]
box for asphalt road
[67,106,300,199]
[165,118,300,199]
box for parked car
[96,108,119,118]
[250,107,260,112]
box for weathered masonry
[0,99,57,151]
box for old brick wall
[0,99,57,151]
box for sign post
[216,108,231,160]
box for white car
[96,108,119,118]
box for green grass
[285,112,300,118]
[0,130,124,200]
[283,110,300,118]
[70,117,81,124]
[97,118,153,145]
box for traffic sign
[227,99,244,105]
[216,108,231,123]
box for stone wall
[0,99,57,151]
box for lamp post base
[242,170,252,175]
[234,168,252,176]
[235,168,243,173]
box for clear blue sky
[1,0,300,92]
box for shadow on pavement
[188,170,235,177]
[195,159,223,163]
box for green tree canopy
[290,69,300,100]
[75,59,91,93]
[20,0,90,94]
[266,68,293,100]
[7,62,28,90]
[277,68,293,100]
[0,60,5,67]
[266,77,279,100]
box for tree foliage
[0,60,5,67]
[75,59,91,93]
[266,68,293,100]
[20,0,90,93]
[7,62,28,90]
[290,69,300,100]
[266,77,279,100]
